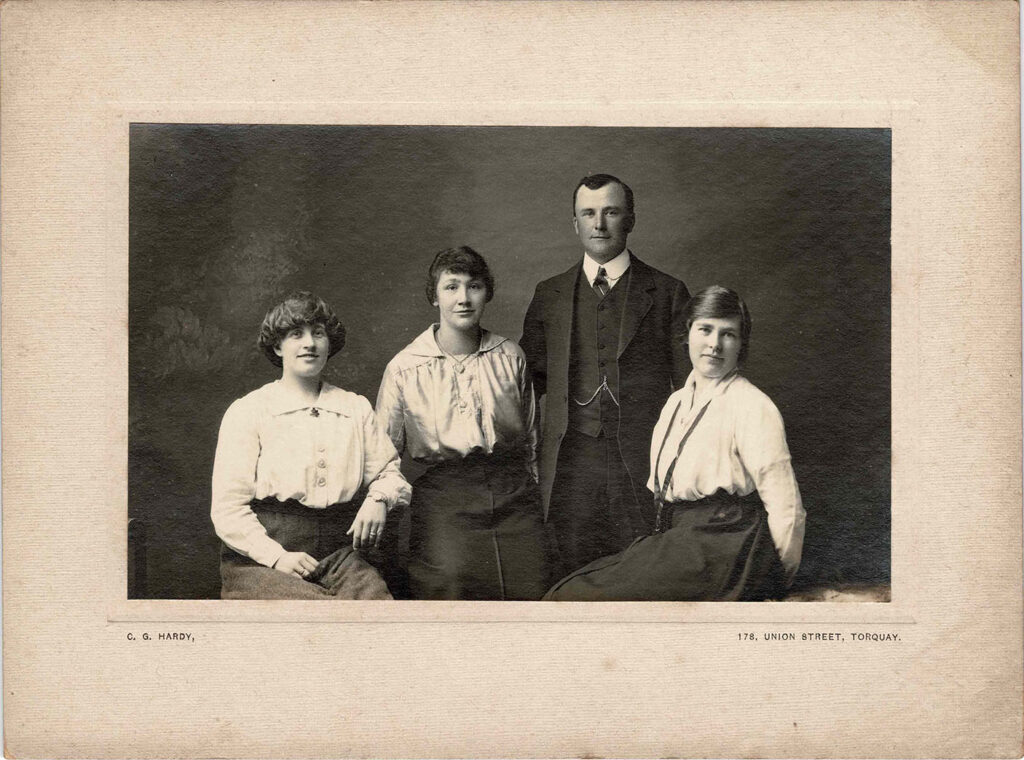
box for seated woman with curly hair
[545,286,805,601]
[212,292,411,599]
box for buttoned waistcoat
[519,254,690,518]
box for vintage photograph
[129,124,891,603]
[5,1,1019,756]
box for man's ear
[625,213,636,234]
[572,216,579,235]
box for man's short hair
[425,246,495,304]
[257,291,346,368]
[572,173,635,219]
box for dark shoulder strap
[652,398,712,532]
[652,400,684,497]
[657,401,711,505]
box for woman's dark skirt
[544,490,785,601]
[409,454,557,600]
[220,497,393,600]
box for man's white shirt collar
[582,249,631,287]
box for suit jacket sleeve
[519,285,547,399]
[670,278,691,389]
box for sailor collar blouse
[376,325,539,473]
[646,371,806,578]
[211,380,411,568]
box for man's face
[573,182,634,264]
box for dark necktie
[593,266,609,298]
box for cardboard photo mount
[2,1,1020,757]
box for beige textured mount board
[1,1,1020,757]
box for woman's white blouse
[646,371,806,579]
[376,326,538,475]
[211,380,412,568]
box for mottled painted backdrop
[129,125,890,599]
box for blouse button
[317,445,325,452]
[317,459,326,468]
[317,477,326,486]
[457,365,465,374]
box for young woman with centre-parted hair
[376,247,557,600]
[545,285,806,601]
[211,291,411,599]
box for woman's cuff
[366,491,391,512]
[249,536,288,569]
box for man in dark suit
[520,174,690,573]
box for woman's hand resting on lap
[273,551,319,578]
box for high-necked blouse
[646,371,805,578]
[211,380,411,568]
[375,326,538,475]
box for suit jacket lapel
[618,254,654,358]
[550,263,581,382]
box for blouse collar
[683,369,741,407]
[267,380,352,417]
[405,324,507,358]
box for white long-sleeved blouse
[211,380,411,568]
[375,326,538,475]
[646,371,806,579]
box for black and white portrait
[7,2,1022,756]
[128,125,890,602]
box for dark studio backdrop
[128,125,891,600]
